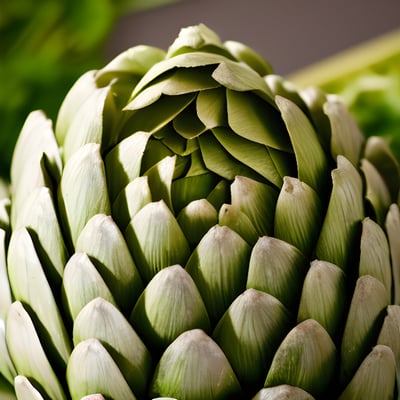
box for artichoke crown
[1,23,400,400]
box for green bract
[1,23,400,400]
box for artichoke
[1,23,400,400]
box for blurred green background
[0,0,180,181]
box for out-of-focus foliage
[290,29,400,162]
[0,0,180,180]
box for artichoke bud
[315,155,364,271]
[274,176,323,257]
[340,275,390,385]
[252,384,315,400]
[73,298,152,398]
[7,228,71,369]
[58,143,111,247]
[185,225,250,323]
[130,264,211,352]
[62,252,117,320]
[297,260,346,339]
[338,345,396,400]
[75,214,143,312]
[4,22,400,400]
[361,158,392,225]
[14,375,45,400]
[66,338,136,400]
[150,329,241,400]
[124,200,190,283]
[385,204,400,304]
[212,288,291,388]
[246,236,308,310]
[264,319,337,397]
[6,302,66,400]
[359,217,392,296]
[177,199,218,247]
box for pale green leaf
[230,176,278,237]
[6,302,66,400]
[324,99,365,166]
[275,95,329,193]
[112,176,152,231]
[75,214,143,312]
[14,376,45,400]
[359,217,392,297]
[274,176,323,257]
[62,253,117,320]
[150,329,240,400]
[315,155,364,271]
[213,288,290,386]
[253,385,315,400]
[185,225,250,322]
[7,228,71,368]
[247,236,308,310]
[227,90,291,151]
[13,187,68,285]
[177,199,218,247]
[130,265,211,351]
[340,275,390,385]
[104,131,151,201]
[66,339,136,400]
[74,298,151,398]
[338,345,395,400]
[385,204,400,304]
[59,143,111,246]
[361,158,392,225]
[224,40,273,76]
[264,319,336,397]
[211,127,283,187]
[125,200,190,283]
[297,260,346,339]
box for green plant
[1,24,399,400]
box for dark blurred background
[1,0,400,180]
[105,0,400,75]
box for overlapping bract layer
[1,23,400,400]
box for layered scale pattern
[1,24,400,400]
